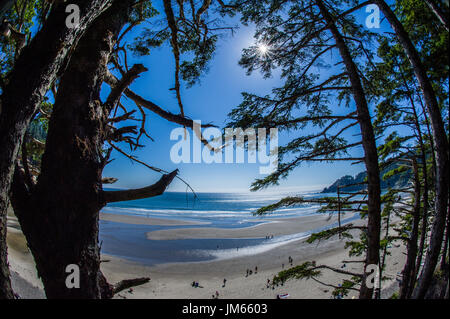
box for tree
[423,0,449,31]
[372,0,449,299]
[228,0,382,298]
[0,0,116,299]
[0,0,14,19]
[7,0,234,298]
[9,0,144,298]
[365,2,449,295]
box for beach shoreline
[145,213,357,240]
[6,211,406,299]
[100,212,212,226]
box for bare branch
[342,260,366,264]
[313,264,364,278]
[105,71,216,129]
[163,0,185,118]
[105,64,147,112]
[102,177,118,184]
[424,0,449,31]
[103,170,178,203]
[108,142,199,199]
[311,277,360,292]
[113,277,150,295]
[216,0,237,10]
[195,0,211,24]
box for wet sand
[100,212,211,226]
[145,213,357,240]
[7,211,406,299]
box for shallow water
[99,191,360,266]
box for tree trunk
[424,0,449,31]
[414,98,434,283]
[0,0,113,299]
[317,0,381,299]
[440,202,450,271]
[0,0,14,19]
[399,65,430,294]
[10,0,133,298]
[0,203,13,299]
[373,0,450,299]
[400,160,421,299]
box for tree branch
[314,264,364,278]
[105,64,147,112]
[103,170,178,203]
[113,277,150,295]
[424,0,449,31]
[163,0,185,118]
[105,70,216,129]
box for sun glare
[258,43,269,56]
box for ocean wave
[102,205,320,219]
[212,196,286,203]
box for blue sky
[102,3,391,193]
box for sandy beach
[6,210,406,299]
[145,213,356,240]
[100,212,211,226]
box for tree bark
[317,0,381,299]
[10,0,133,298]
[0,0,13,19]
[399,65,430,293]
[424,0,449,31]
[112,277,150,295]
[0,202,13,299]
[104,170,178,203]
[441,202,450,271]
[400,160,421,299]
[373,0,450,299]
[0,0,113,299]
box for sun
[257,43,270,56]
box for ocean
[99,191,359,266]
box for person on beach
[223,278,227,287]
[216,291,219,299]
[267,279,270,288]
[255,266,258,274]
